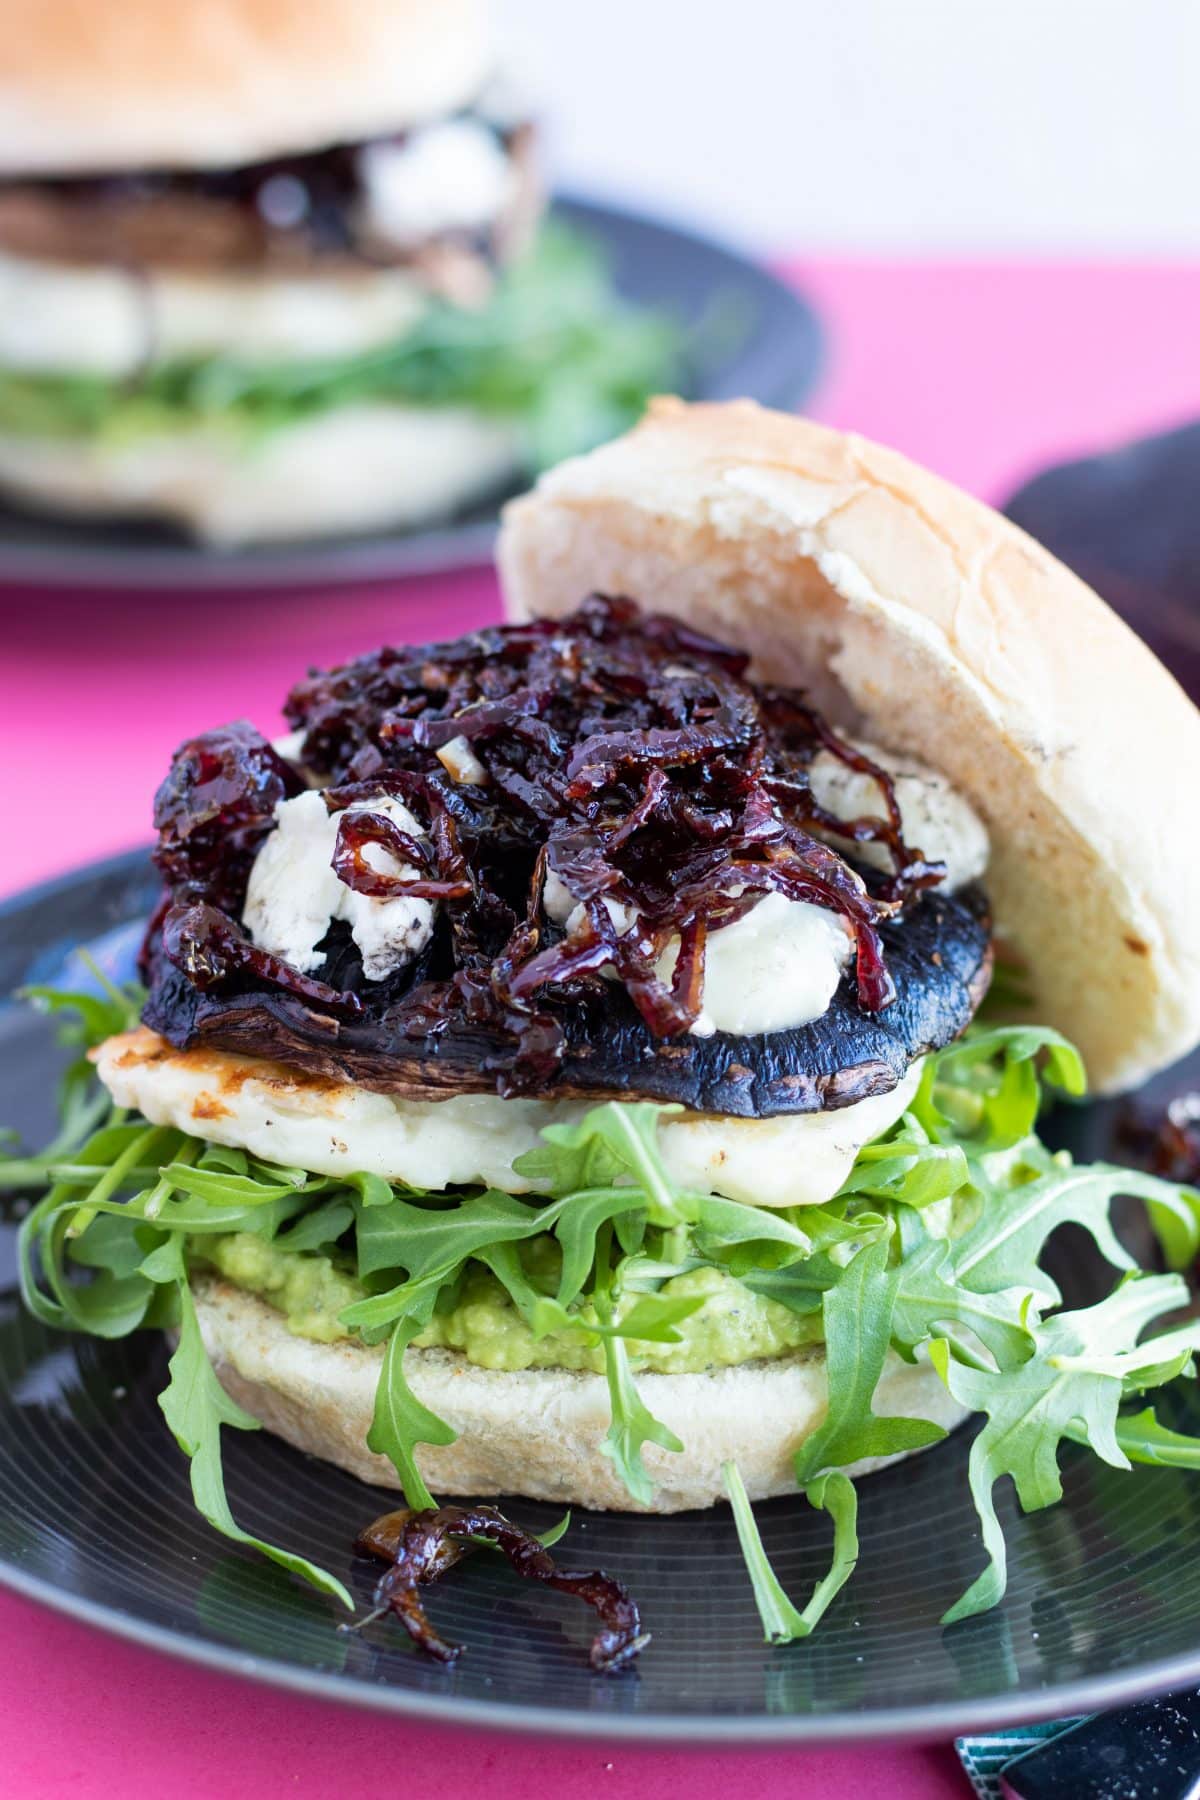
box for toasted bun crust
[0,404,520,545]
[498,398,1200,1095]
[0,0,490,175]
[194,1277,968,1512]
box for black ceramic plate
[1004,420,1200,704]
[3,853,1200,1744]
[0,197,822,592]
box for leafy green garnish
[723,1460,859,1641]
[1100,1406,1200,1468]
[599,1325,684,1507]
[592,1223,683,1505]
[366,1320,457,1513]
[793,1236,947,1483]
[0,961,145,1187]
[932,1275,1200,1623]
[159,1257,352,1607]
[914,1024,1085,1149]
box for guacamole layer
[197,1231,819,1375]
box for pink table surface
[3,258,1200,1798]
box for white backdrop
[500,0,1200,253]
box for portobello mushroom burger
[0,0,677,544]
[17,401,1200,1628]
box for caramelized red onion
[151,720,301,915]
[356,1505,648,1672]
[331,811,472,902]
[161,902,364,1018]
[1121,1095,1200,1191]
[144,596,949,1088]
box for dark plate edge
[0,844,154,922]
[4,1548,1200,1746]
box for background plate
[1004,419,1200,705]
[2,853,1200,1743]
[0,197,822,592]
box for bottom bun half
[194,1277,969,1513]
[0,404,521,545]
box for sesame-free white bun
[0,0,491,175]
[498,397,1200,1095]
[194,1277,968,1512]
[0,404,521,545]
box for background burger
[15,400,1200,1634]
[0,0,677,544]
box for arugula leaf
[933,1275,1200,1623]
[1098,1406,1200,1468]
[951,1161,1199,1303]
[158,1159,324,1206]
[353,1189,545,1282]
[793,1239,947,1484]
[938,1025,1088,1099]
[837,1118,970,1212]
[475,1242,703,1346]
[17,1122,170,1333]
[516,1102,686,1226]
[610,1292,707,1344]
[738,1260,837,1318]
[197,1145,248,1176]
[551,1187,650,1305]
[687,1195,813,1268]
[599,1326,683,1506]
[0,1067,113,1184]
[366,1320,457,1510]
[351,1181,653,1328]
[19,960,144,1048]
[723,1460,859,1642]
[274,1198,354,1255]
[513,1122,628,1198]
[159,1267,351,1606]
[916,1025,1086,1150]
[891,1233,1037,1372]
[342,1171,394,1209]
[537,1511,572,1550]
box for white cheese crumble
[656,892,852,1038]
[435,734,488,785]
[242,789,435,982]
[533,744,985,1040]
[808,738,989,893]
[359,121,518,249]
[543,870,639,937]
[544,871,851,1038]
[96,1035,925,1213]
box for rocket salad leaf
[159,1261,353,1607]
[932,1275,1200,1623]
[792,1236,947,1484]
[723,1460,860,1641]
[366,1319,457,1513]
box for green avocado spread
[197,1232,819,1373]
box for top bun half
[498,398,1200,1096]
[0,0,491,175]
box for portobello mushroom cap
[141,881,991,1116]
